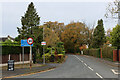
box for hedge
[83,48,100,58]
[102,46,114,60]
[1,46,36,55]
[83,47,114,60]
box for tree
[110,24,120,47]
[17,2,40,39]
[92,19,105,48]
[16,2,42,59]
[105,0,120,24]
[61,22,88,53]
[43,25,60,47]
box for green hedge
[102,46,114,60]
[83,48,100,58]
[1,46,36,55]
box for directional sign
[27,38,33,45]
[41,41,46,45]
[21,40,33,47]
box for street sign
[27,38,33,45]
[21,40,33,47]
[41,41,46,45]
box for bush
[42,53,51,62]
[2,45,36,55]
[102,46,113,60]
[83,48,100,58]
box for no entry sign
[41,41,46,45]
[27,38,33,45]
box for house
[0,35,15,42]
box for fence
[1,45,36,63]
[83,47,120,62]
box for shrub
[42,53,51,62]
[102,46,113,60]
[83,48,100,58]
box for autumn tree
[44,21,65,40]
[92,19,106,48]
[61,22,88,53]
[43,25,60,47]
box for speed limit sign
[27,38,33,45]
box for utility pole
[43,25,45,64]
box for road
[15,54,118,78]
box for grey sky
[1,2,117,38]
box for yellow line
[3,68,55,79]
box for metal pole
[30,45,32,69]
[43,25,45,64]
[22,47,24,65]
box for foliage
[2,45,36,55]
[17,2,40,39]
[110,24,120,47]
[102,45,113,60]
[44,25,60,47]
[83,49,100,58]
[16,2,42,57]
[0,40,20,46]
[42,53,51,62]
[61,22,88,53]
[56,42,65,54]
[92,19,106,48]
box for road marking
[96,73,103,78]
[88,66,93,71]
[111,69,120,74]
[3,68,55,78]
[84,63,87,66]
[73,55,83,62]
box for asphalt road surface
[15,54,118,78]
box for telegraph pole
[43,26,45,64]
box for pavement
[1,54,120,80]
[1,63,60,79]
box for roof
[0,35,15,42]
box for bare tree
[105,0,120,24]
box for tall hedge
[83,49,100,58]
[1,46,36,55]
[102,46,113,60]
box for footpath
[83,55,120,67]
[1,63,60,79]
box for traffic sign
[21,40,33,47]
[41,41,46,45]
[27,38,33,45]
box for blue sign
[21,40,33,47]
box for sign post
[27,38,33,70]
[21,40,33,67]
[22,47,24,65]
[41,41,46,64]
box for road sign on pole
[27,38,33,70]
[41,41,46,64]
[41,41,46,45]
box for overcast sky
[0,0,117,38]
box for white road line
[96,73,103,78]
[84,63,87,66]
[111,69,119,74]
[73,55,83,62]
[88,66,94,71]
